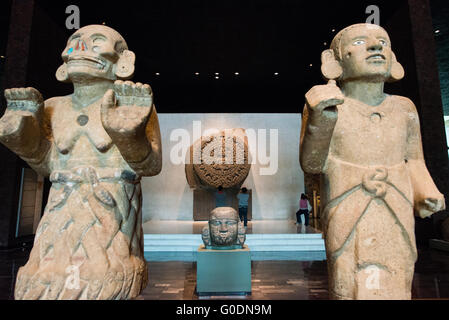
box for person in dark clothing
[237,187,250,227]
[215,185,227,207]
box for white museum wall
[141,113,305,221]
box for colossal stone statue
[300,24,445,300]
[0,25,162,300]
[202,207,246,249]
[185,129,251,190]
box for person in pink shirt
[296,193,311,226]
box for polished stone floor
[1,244,448,300]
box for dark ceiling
[5,0,409,112]
[431,0,449,116]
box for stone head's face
[338,25,392,82]
[209,208,239,246]
[62,25,127,81]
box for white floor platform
[142,220,327,262]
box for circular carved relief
[191,131,251,189]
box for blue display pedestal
[196,245,251,296]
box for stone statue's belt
[326,156,409,200]
[50,167,138,184]
[47,167,137,211]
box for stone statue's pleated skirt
[322,157,417,300]
[14,166,147,300]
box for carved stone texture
[0,25,162,300]
[300,24,445,300]
[186,129,251,189]
[201,207,246,250]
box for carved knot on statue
[185,129,251,190]
[362,167,388,198]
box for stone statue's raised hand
[101,80,153,138]
[301,80,343,173]
[305,80,344,116]
[101,80,154,162]
[0,88,44,156]
[4,87,44,114]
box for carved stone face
[61,25,127,81]
[209,207,239,246]
[338,24,392,82]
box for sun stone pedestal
[196,245,251,296]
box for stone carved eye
[379,39,388,46]
[93,37,105,44]
[353,39,365,46]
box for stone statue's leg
[353,199,415,300]
[327,237,357,300]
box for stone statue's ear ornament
[56,63,70,83]
[321,49,343,81]
[388,52,405,82]
[115,49,136,80]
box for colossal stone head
[56,25,135,83]
[209,207,239,246]
[202,207,245,249]
[321,23,404,83]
